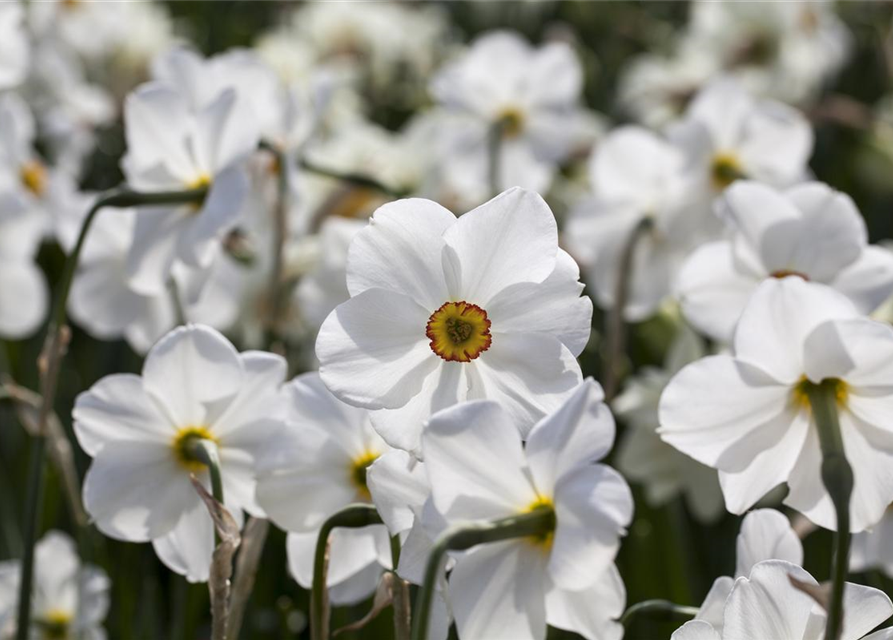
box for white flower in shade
[671,560,892,640]
[677,181,893,344]
[0,204,48,340]
[430,30,596,195]
[851,507,893,579]
[421,379,632,640]
[316,187,591,454]
[614,324,724,523]
[669,78,813,199]
[695,509,803,632]
[121,74,256,296]
[0,531,110,640]
[660,277,893,532]
[255,372,394,605]
[0,4,28,89]
[73,325,286,582]
[682,0,851,106]
[67,207,244,354]
[564,126,718,321]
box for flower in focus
[677,181,893,343]
[614,324,723,523]
[671,560,891,640]
[316,187,591,453]
[73,325,286,582]
[255,372,393,604]
[421,379,631,640]
[660,277,893,532]
[564,126,717,321]
[430,31,598,196]
[0,531,110,640]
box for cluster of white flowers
[4,2,893,639]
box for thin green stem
[619,599,699,629]
[411,508,556,640]
[299,158,406,199]
[185,439,224,546]
[15,186,207,640]
[311,504,383,640]
[805,379,854,640]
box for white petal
[126,207,188,296]
[735,509,802,578]
[832,246,893,314]
[733,278,858,385]
[697,576,733,629]
[526,379,614,497]
[212,350,288,437]
[142,325,243,429]
[838,581,893,640]
[345,198,455,308]
[549,465,633,590]
[590,126,684,202]
[152,498,214,583]
[367,450,429,536]
[839,412,893,533]
[672,620,722,640]
[0,259,48,339]
[783,427,836,531]
[485,249,593,356]
[316,288,438,410]
[441,187,558,305]
[449,541,547,640]
[546,564,625,640]
[73,374,173,456]
[738,101,813,186]
[123,83,194,179]
[473,332,583,438]
[423,400,537,522]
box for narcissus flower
[0,531,110,640]
[73,325,286,582]
[677,181,893,343]
[421,379,632,640]
[660,277,893,532]
[316,187,591,453]
[672,560,892,640]
[255,372,393,604]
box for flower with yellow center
[710,152,745,190]
[661,277,893,533]
[421,380,632,640]
[318,188,591,454]
[20,160,48,197]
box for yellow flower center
[426,301,492,363]
[711,153,745,190]
[20,160,48,197]
[792,376,849,410]
[497,107,525,138]
[39,609,72,639]
[770,269,809,281]
[186,173,212,190]
[172,426,218,472]
[350,450,380,501]
[522,496,557,549]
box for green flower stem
[299,157,407,199]
[258,141,290,348]
[805,379,854,640]
[311,504,383,640]
[15,186,207,640]
[411,508,557,640]
[619,599,700,629]
[185,439,225,504]
[389,534,411,640]
[603,216,654,402]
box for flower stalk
[15,185,207,640]
[299,157,407,199]
[311,504,384,640]
[619,599,700,629]
[805,379,854,640]
[411,507,557,640]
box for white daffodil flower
[851,506,893,579]
[73,325,286,582]
[430,30,596,195]
[121,75,256,296]
[660,277,893,532]
[67,208,243,354]
[421,379,631,640]
[0,531,110,640]
[669,78,813,199]
[614,324,724,523]
[695,509,803,632]
[0,4,28,90]
[255,372,393,605]
[316,187,591,454]
[672,560,892,640]
[677,181,893,343]
[564,126,718,321]
[0,203,48,340]
[682,0,851,107]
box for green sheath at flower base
[804,378,854,640]
[411,506,557,640]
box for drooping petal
[545,564,625,640]
[449,541,548,640]
[831,246,893,314]
[837,581,893,640]
[316,288,438,410]
[0,259,48,339]
[734,509,802,578]
[126,206,189,296]
[839,411,893,533]
[151,497,214,583]
[366,450,429,535]
[345,198,455,308]
[671,620,722,640]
